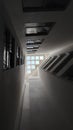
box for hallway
[0,1,73,130]
[20,78,72,130]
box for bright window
[27,65,31,69]
[36,60,39,64]
[40,56,44,60]
[31,61,35,64]
[36,56,39,60]
[31,65,35,69]
[26,56,31,60]
[31,56,35,60]
[26,54,45,77]
[27,61,31,64]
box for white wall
[40,69,73,129]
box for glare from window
[27,65,31,69]
[31,61,35,64]
[31,56,35,60]
[31,65,35,69]
[25,54,47,78]
[36,60,39,65]
[36,56,39,60]
[26,56,31,60]
[27,61,31,64]
[40,56,44,60]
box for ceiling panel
[24,22,55,36]
[22,0,71,12]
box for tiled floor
[20,78,72,130]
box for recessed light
[26,28,37,34]
[27,40,34,44]
[27,49,37,52]
[27,45,39,49]
[26,39,43,46]
[27,46,34,49]
[25,22,55,36]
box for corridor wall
[0,2,25,130]
[40,57,73,129]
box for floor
[20,77,72,130]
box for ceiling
[2,0,73,55]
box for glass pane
[31,56,35,60]
[36,56,39,60]
[26,61,31,64]
[31,65,35,69]
[26,54,46,77]
[36,60,39,65]
[26,56,31,60]
[31,60,35,64]
[40,56,44,60]
[27,65,31,69]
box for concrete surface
[20,77,73,130]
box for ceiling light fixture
[25,22,55,36]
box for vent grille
[53,53,73,74]
[41,57,52,69]
[40,51,73,81]
[48,54,65,71]
[43,56,57,71]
